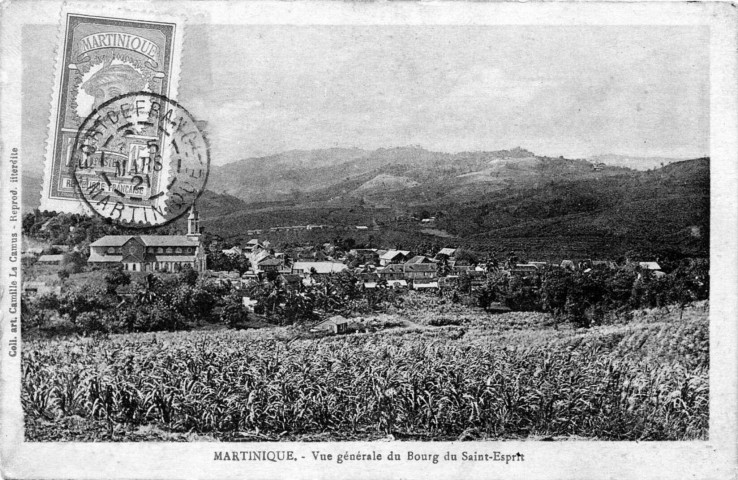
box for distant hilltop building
[88,205,206,272]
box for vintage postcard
[0,1,736,479]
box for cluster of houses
[21,244,73,266]
[210,243,490,291]
[21,206,666,300]
[212,238,667,294]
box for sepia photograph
[1,1,736,479]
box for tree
[61,251,86,275]
[26,293,60,329]
[207,251,250,274]
[503,274,540,311]
[220,301,249,329]
[456,271,472,294]
[77,311,108,334]
[455,248,479,265]
[135,274,159,305]
[178,264,198,286]
[540,268,572,324]
[57,288,109,324]
[436,258,451,278]
[281,290,317,324]
[104,267,131,294]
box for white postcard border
[1,2,736,479]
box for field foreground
[23,303,709,441]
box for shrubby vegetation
[23,266,228,336]
[22,210,181,255]
[23,256,708,337]
[242,270,402,326]
[475,259,709,328]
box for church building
[88,206,207,272]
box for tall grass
[22,306,708,441]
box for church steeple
[187,204,200,237]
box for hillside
[437,158,709,258]
[207,146,632,204]
[23,147,709,259]
[197,155,709,259]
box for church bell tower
[187,205,201,238]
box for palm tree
[436,258,451,277]
[135,274,159,305]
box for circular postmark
[69,91,209,227]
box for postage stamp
[40,11,191,224]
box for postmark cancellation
[40,9,204,226]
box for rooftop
[292,261,348,274]
[90,235,199,248]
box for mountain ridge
[207,146,629,204]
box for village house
[412,280,439,290]
[88,206,207,272]
[22,281,61,297]
[405,255,433,265]
[297,249,329,261]
[435,247,457,261]
[249,249,271,267]
[37,254,64,265]
[204,270,242,286]
[377,263,405,281]
[291,261,349,278]
[452,264,474,274]
[511,263,540,276]
[242,296,259,312]
[638,261,662,271]
[379,250,411,266]
[349,248,379,263]
[310,315,351,335]
[221,246,243,256]
[23,247,44,256]
[279,273,303,290]
[592,260,617,269]
[404,262,436,281]
[560,260,576,270]
[243,239,264,253]
[255,257,282,274]
[386,279,408,289]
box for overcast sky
[24,25,709,170]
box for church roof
[89,236,132,247]
[88,252,122,262]
[140,236,199,247]
[90,235,199,248]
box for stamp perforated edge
[39,1,187,218]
